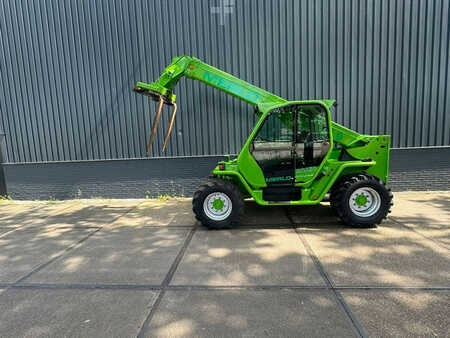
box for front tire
[193,178,244,229]
[330,174,393,227]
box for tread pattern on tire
[192,178,244,229]
[330,174,393,227]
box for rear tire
[193,178,244,229]
[330,174,393,227]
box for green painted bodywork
[135,56,391,206]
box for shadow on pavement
[0,195,448,337]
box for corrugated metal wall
[0,0,449,164]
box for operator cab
[250,103,331,201]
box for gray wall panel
[1,0,449,164]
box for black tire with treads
[192,178,244,229]
[330,174,393,227]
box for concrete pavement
[0,192,448,337]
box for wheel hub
[212,198,225,211]
[349,187,381,217]
[355,193,368,207]
[203,192,232,221]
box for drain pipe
[0,133,7,196]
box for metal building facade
[1,0,449,164]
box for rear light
[218,163,225,170]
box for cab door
[249,106,303,201]
[250,108,295,186]
[248,103,331,202]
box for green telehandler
[134,56,393,229]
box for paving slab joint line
[284,209,368,338]
[1,283,448,292]
[0,283,163,291]
[166,285,329,291]
[137,226,197,338]
[337,286,450,291]
[388,216,450,251]
[8,202,146,287]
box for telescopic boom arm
[134,56,367,153]
[135,56,286,107]
[134,56,288,154]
